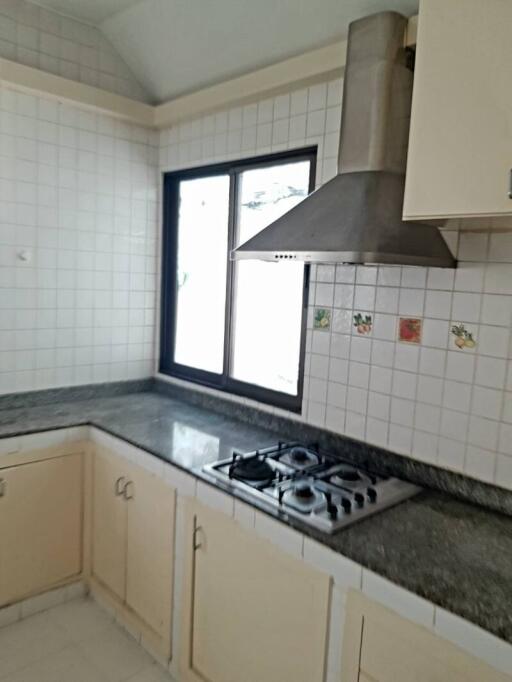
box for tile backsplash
[0,85,158,393]
[305,237,512,491]
[0,0,150,102]
[159,76,512,491]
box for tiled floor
[0,597,175,682]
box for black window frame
[160,146,317,413]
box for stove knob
[327,504,338,520]
[278,489,285,505]
[341,497,352,514]
[354,492,365,508]
[367,487,377,503]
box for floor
[0,597,175,682]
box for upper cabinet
[403,0,512,220]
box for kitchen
[0,0,511,680]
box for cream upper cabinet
[180,501,330,682]
[91,447,175,659]
[341,591,511,682]
[0,453,83,607]
[403,0,512,220]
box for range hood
[232,12,455,268]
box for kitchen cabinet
[0,452,83,607]
[125,461,175,638]
[341,590,511,682]
[91,447,127,600]
[403,0,512,220]
[91,447,175,658]
[180,500,331,682]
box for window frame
[160,147,317,413]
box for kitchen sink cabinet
[403,0,512,220]
[91,447,175,659]
[0,452,83,607]
[341,591,511,682]
[180,500,331,682]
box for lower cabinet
[180,500,331,682]
[91,447,175,658]
[91,447,127,600]
[0,452,83,607]
[341,591,511,682]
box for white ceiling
[38,0,419,103]
[37,0,142,24]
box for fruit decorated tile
[314,307,331,331]
[353,312,372,335]
[451,322,477,350]
[398,317,422,344]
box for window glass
[174,175,230,373]
[230,161,310,394]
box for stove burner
[230,455,273,482]
[294,483,314,499]
[290,447,309,463]
[280,445,319,469]
[334,468,361,482]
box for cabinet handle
[123,480,134,501]
[193,524,203,551]
[115,476,126,496]
[509,169,512,199]
[0,478,5,498]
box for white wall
[159,77,512,492]
[0,84,158,393]
[0,0,150,102]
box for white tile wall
[305,234,512,491]
[0,0,149,102]
[0,85,158,394]
[158,76,512,492]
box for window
[160,148,316,412]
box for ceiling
[37,0,142,24]
[39,0,419,103]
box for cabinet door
[0,453,82,606]
[125,462,175,642]
[404,0,512,219]
[341,591,511,682]
[91,448,127,601]
[182,502,330,682]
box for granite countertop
[0,388,511,644]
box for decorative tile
[313,307,331,331]
[398,317,422,344]
[353,313,372,335]
[451,323,477,350]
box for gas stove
[202,442,421,533]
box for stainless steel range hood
[232,12,455,268]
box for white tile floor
[0,597,175,682]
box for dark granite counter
[0,384,510,645]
